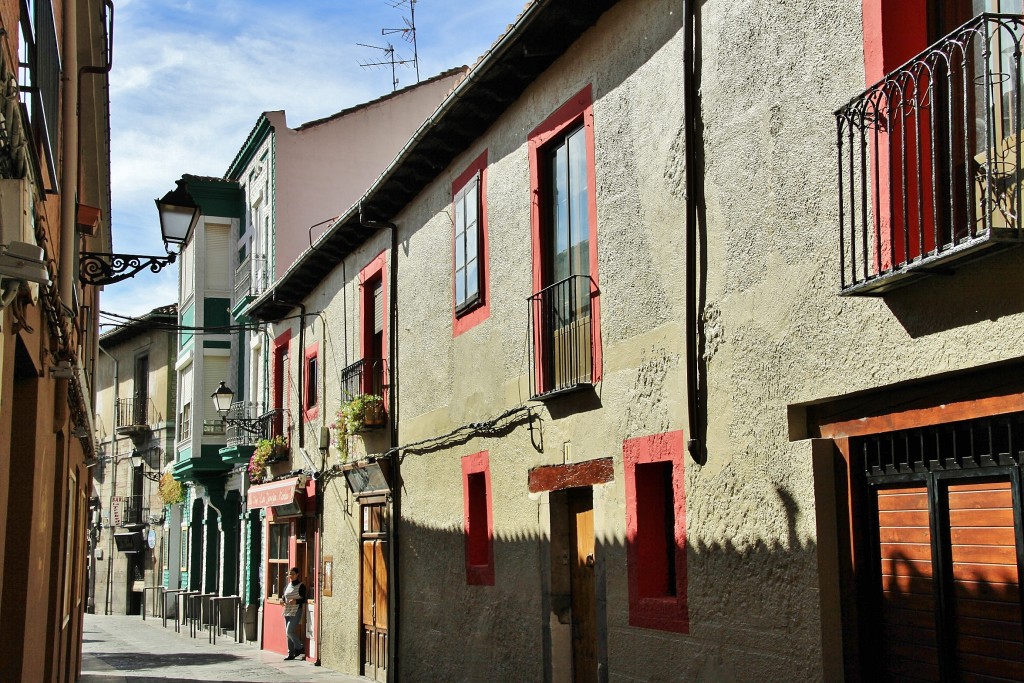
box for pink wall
[271,71,466,278]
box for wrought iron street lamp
[79,180,200,286]
[212,381,264,438]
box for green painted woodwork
[204,298,231,328]
[203,340,231,349]
[219,443,255,466]
[172,444,231,482]
[180,304,195,349]
[182,175,243,220]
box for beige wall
[287,0,1024,680]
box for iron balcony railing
[528,275,598,399]
[113,494,149,527]
[340,358,388,431]
[222,402,291,448]
[234,256,251,302]
[341,358,388,401]
[251,254,269,296]
[115,397,154,431]
[836,13,1024,295]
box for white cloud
[104,0,524,314]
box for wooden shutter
[947,480,1024,680]
[373,281,384,334]
[876,485,940,680]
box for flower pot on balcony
[363,400,385,427]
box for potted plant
[157,471,184,505]
[249,435,289,484]
[341,393,385,434]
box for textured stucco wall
[289,0,1024,680]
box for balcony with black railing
[219,402,292,465]
[528,275,598,399]
[113,494,149,528]
[340,358,388,432]
[115,397,155,437]
[837,13,1024,295]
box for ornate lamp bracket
[79,251,178,286]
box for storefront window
[267,523,289,598]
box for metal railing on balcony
[527,275,598,399]
[115,397,155,431]
[836,13,1024,295]
[341,358,388,401]
[223,402,292,448]
[112,494,149,528]
[234,256,251,302]
[251,255,269,297]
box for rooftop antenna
[358,42,413,91]
[381,0,420,83]
[358,0,419,90]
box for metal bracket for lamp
[79,251,178,286]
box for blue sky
[101,0,526,321]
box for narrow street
[81,614,367,682]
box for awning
[248,477,301,510]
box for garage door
[858,414,1024,681]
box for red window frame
[527,85,603,392]
[462,451,494,585]
[452,149,490,337]
[272,329,292,438]
[358,251,389,405]
[303,341,318,422]
[623,430,688,633]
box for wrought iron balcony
[340,358,388,431]
[836,14,1024,296]
[115,397,154,435]
[234,256,251,302]
[113,494,149,528]
[528,275,598,399]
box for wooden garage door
[948,480,1024,681]
[876,485,940,680]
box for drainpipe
[58,0,79,312]
[99,344,118,614]
[359,202,400,683]
[683,0,704,463]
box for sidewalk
[82,613,369,682]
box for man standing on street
[282,567,307,661]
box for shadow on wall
[395,483,826,682]
[884,247,1024,338]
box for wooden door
[871,476,1024,681]
[360,502,388,682]
[568,488,597,683]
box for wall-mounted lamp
[211,381,265,437]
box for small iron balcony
[340,358,388,432]
[528,275,598,400]
[115,397,154,436]
[836,13,1024,295]
[224,402,292,448]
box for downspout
[58,0,79,312]
[683,0,704,463]
[99,344,118,614]
[296,302,306,450]
[359,202,400,683]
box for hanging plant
[340,393,384,435]
[249,435,288,484]
[158,472,184,505]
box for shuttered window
[373,280,384,334]
[205,224,231,291]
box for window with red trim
[462,451,494,585]
[303,342,318,421]
[624,431,688,633]
[272,329,291,439]
[527,85,602,397]
[452,150,490,337]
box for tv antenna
[357,42,415,91]
[359,0,420,90]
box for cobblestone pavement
[82,614,369,682]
